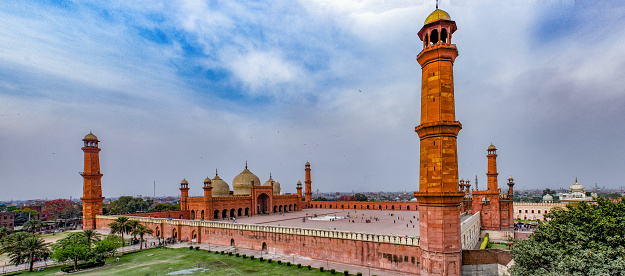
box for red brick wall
[130,210,190,219]
[307,201,419,211]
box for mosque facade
[179,165,302,221]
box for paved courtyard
[223,208,422,237]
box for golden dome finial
[215,168,218,176]
[245,160,248,169]
[436,0,438,9]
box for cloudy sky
[1,0,624,201]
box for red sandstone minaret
[304,162,312,204]
[180,179,189,211]
[487,144,499,191]
[296,181,303,211]
[413,8,464,276]
[81,132,104,229]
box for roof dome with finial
[211,169,230,197]
[204,176,211,183]
[306,161,310,166]
[180,179,188,184]
[232,161,261,195]
[543,194,554,202]
[262,173,274,187]
[569,177,585,194]
[84,131,98,141]
[488,144,497,150]
[424,9,451,25]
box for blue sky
[1,0,625,200]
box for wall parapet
[96,215,420,246]
[513,202,567,207]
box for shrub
[320,267,324,272]
[189,246,194,250]
[277,260,282,264]
[228,252,233,256]
[308,265,312,270]
[357,273,363,276]
[221,251,225,255]
[195,246,200,250]
[267,259,272,263]
[344,270,349,275]
[331,269,336,274]
[297,263,302,268]
[259,257,263,261]
[250,256,255,260]
[214,251,219,254]
[287,262,291,266]
[235,253,240,257]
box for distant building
[0,212,15,229]
[558,178,596,202]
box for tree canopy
[108,196,152,215]
[511,197,625,275]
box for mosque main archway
[257,193,269,214]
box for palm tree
[128,220,140,241]
[131,224,154,250]
[0,226,13,239]
[7,235,50,272]
[23,220,45,233]
[82,229,101,246]
[108,216,133,247]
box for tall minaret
[304,162,312,203]
[81,132,104,229]
[413,8,464,276]
[486,144,499,191]
[180,179,189,211]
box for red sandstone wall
[129,210,190,219]
[462,249,511,266]
[306,201,419,211]
[96,216,422,274]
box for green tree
[542,188,556,196]
[7,235,50,272]
[149,203,180,212]
[82,229,101,246]
[51,232,92,271]
[131,224,154,250]
[93,239,119,260]
[109,196,151,214]
[312,197,328,201]
[354,193,368,201]
[108,216,133,247]
[511,197,625,275]
[22,219,45,233]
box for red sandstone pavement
[225,209,422,237]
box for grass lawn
[489,243,510,250]
[18,248,344,275]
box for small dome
[204,177,211,183]
[543,194,554,201]
[84,132,98,141]
[180,179,188,184]
[306,161,310,166]
[211,173,230,197]
[232,164,261,195]
[273,181,281,195]
[424,9,451,25]
[297,180,302,185]
[488,144,496,150]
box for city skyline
[1,0,625,200]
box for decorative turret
[180,179,189,210]
[487,144,499,191]
[203,176,213,198]
[296,180,303,211]
[507,176,514,196]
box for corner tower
[413,8,464,276]
[81,132,104,229]
[486,144,498,191]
